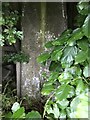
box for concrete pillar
[21,2,67,101]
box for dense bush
[37,1,90,119]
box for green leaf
[55,84,71,101]
[77,38,89,51]
[11,107,25,118]
[41,84,54,95]
[53,103,60,118]
[65,66,82,77]
[56,99,69,110]
[87,48,90,64]
[37,52,50,63]
[82,15,90,38]
[77,1,90,15]
[61,46,77,68]
[52,38,66,46]
[75,14,86,27]
[75,50,88,64]
[67,28,83,45]
[49,61,61,71]
[26,111,41,118]
[76,79,84,95]
[5,112,12,118]
[48,72,59,82]
[60,110,66,118]
[52,29,71,46]
[83,65,90,77]
[70,96,80,112]
[45,41,53,48]
[67,86,75,98]
[58,72,73,84]
[45,105,54,115]
[51,49,62,61]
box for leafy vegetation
[0,3,23,46]
[3,52,29,63]
[4,102,41,119]
[37,1,90,119]
[1,1,90,119]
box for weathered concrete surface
[21,2,67,100]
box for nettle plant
[37,1,90,119]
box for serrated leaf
[26,111,41,118]
[82,15,90,38]
[75,50,88,64]
[37,52,50,63]
[55,84,71,101]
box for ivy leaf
[26,111,41,118]
[61,46,77,68]
[83,65,90,78]
[55,84,71,101]
[75,50,88,64]
[37,53,50,63]
[82,15,90,38]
